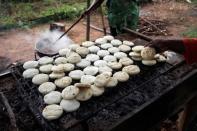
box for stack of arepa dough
[129,45,166,66]
[22,35,166,121]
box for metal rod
[56,0,105,43]
[86,0,91,41]
[123,27,153,42]
[0,69,11,79]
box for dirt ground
[0,1,196,71]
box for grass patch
[182,27,197,38]
[0,0,86,29]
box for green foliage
[13,3,37,20]
[192,0,197,4]
[0,1,86,30]
[40,3,86,19]
[0,17,15,25]
[182,27,197,38]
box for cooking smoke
[35,30,74,55]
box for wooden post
[99,6,107,35]
[86,0,91,41]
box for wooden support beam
[83,22,110,34]
[123,27,153,42]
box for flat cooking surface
[11,59,196,131]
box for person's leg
[126,1,139,30]
[109,26,117,36]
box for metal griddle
[10,38,197,131]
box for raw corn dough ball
[154,54,160,59]
[54,57,67,65]
[142,60,157,66]
[83,66,98,76]
[102,71,112,77]
[107,62,122,70]
[76,90,92,101]
[62,63,75,72]
[114,52,127,59]
[76,47,89,57]
[106,77,118,88]
[157,55,167,62]
[98,66,112,74]
[42,104,63,120]
[94,73,111,87]
[82,41,95,47]
[101,43,113,49]
[32,74,49,85]
[68,44,80,51]
[67,52,81,64]
[119,57,134,66]
[86,54,100,62]
[61,85,79,99]
[69,70,84,80]
[44,91,62,104]
[90,85,105,97]
[103,35,114,41]
[108,47,120,54]
[94,60,107,67]
[38,82,56,94]
[123,40,134,46]
[97,50,110,57]
[88,46,100,53]
[49,72,65,79]
[75,83,92,101]
[75,83,91,88]
[132,45,144,52]
[103,55,117,62]
[23,68,39,78]
[54,77,72,88]
[23,61,39,69]
[60,99,80,112]
[113,71,129,82]
[59,48,72,56]
[39,64,53,73]
[118,45,131,52]
[131,56,142,61]
[122,65,140,75]
[80,75,96,84]
[141,47,156,60]
[95,38,107,44]
[76,59,91,68]
[111,39,122,46]
[51,65,64,73]
[38,56,54,65]
[129,52,141,57]
[130,52,142,61]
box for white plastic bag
[163,51,185,65]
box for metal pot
[34,31,73,59]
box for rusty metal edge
[0,69,11,79]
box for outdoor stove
[8,42,197,131]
